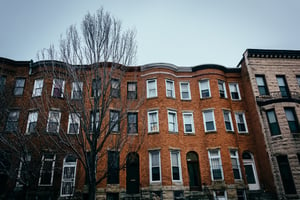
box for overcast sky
[1,0,300,67]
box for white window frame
[71,81,83,99]
[67,113,80,134]
[168,110,178,132]
[60,156,77,197]
[26,111,38,134]
[230,150,242,180]
[90,110,100,131]
[179,82,191,100]
[223,110,234,132]
[5,110,20,132]
[199,79,211,98]
[39,153,56,186]
[47,110,61,133]
[147,79,157,98]
[203,110,216,132]
[208,149,224,181]
[32,79,44,97]
[166,79,175,98]
[170,151,182,182]
[110,110,120,132]
[148,110,159,133]
[51,78,65,98]
[213,190,227,200]
[218,80,227,98]
[14,78,25,96]
[182,112,195,134]
[229,83,241,100]
[235,112,248,133]
[16,154,31,187]
[149,150,161,183]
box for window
[16,154,31,187]
[39,153,56,186]
[230,150,241,180]
[26,111,38,134]
[147,79,157,98]
[199,79,211,98]
[284,108,300,133]
[168,110,178,132]
[203,110,216,132]
[92,78,101,97]
[170,151,182,182]
[68,113,80,134]
[218,80,227,98]
[51,79,65,98]
[110,110,120,132]
[229,83,241,100]
[255,75,269,96]
[182,112,195,134]
[47,110,61,133]
[107,193,119,200]
[166,79,175,98]
[71,81,83,99]
[237,190,247,200]
[180,82,191,100]
[127,112,138,134]
[5,110,20,132]
[223,110,233,132]
[14,78,25,96]
[90,110,100,132]
[0,76,6,94]
[148,110,159,133]
[149,151,161,182]
[32,79,44,97]
[266,109,281,136]
[111,79,120,98]
[107,151,119,184]
[213,190,227,200]
[276,76,289,97]
[297,76,300,88]
[127,82,137,99]
[208,149,223,180]
[60,155,77,197]
[235,112,248,133]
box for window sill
[166,96,176,99]
[238,132,249,135]
[205,130,217,134]
[200,96,212,100]
[169,131,179,134]
[231,99,241,101]
[226,130,235,134]
[32,95,42,98]
[148,132,159,135]
[147,96,158,100]
[128,133,138,136]
[184,133,195,136]
[181,99,192,101]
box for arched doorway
[126,152,139,194]
[186,151,201,190]
[242,152,260,190]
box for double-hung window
[170,151,182,182]
[266,109,281,136]
[111,79,120,98]
[39,153,56,186]
[90,110,100,132]
[203,110,216,132]
[16,154,31,187]
[230,150,241,180]
[26,111,38,134]
[218,80,227,98]
[149,150,161,183]
[32,79,44,97]
[127,82,137,99]
[47,110,61,133]
[60,155,77,197]
[107,151,120,184]
[180,82,191,100]
[229,83,241,100]
[0,76,6,94]
[71,81,83,99]
[284,108,300,133]
[208,149,223,180]
[182,112,195,134]
[127,112,138,134]
[5,110,20,132]
[148,110,159,133]
[68,113,80,134]
[223,110,233,132]
[166,80,175,98]
[14,78,25,96]
[235,112,248,133]
[110,110,120,132]
[199,79,211,98]
[276,76,289,98]
[51,79,65,98]
[168,110,178,132]
[92,78,101,97]
[255,75,269,96]
[147,79,157,98]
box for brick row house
[0,49,299,199]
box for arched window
[242,152,260,190]
[186,151,201,190]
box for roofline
[0,57,31,66]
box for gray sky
[1,0,300,67]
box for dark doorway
[126,152,140,194]
[277,155,296,194]
[186,151,201,190]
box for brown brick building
[0,50,290,199]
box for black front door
[187,152,201,191]
[126,153,139,194]
[277,155,296,194]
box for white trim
[38,154,56,186]
[32,79,44,97]
[170,150,182,182]
[149,150,161,183]
[223,110,234,132]
[67,113,80,134]
[234,112,248,133]
[199,79,211,98]
[203,110,216,132]
[208,149,224,181]
[230,149,242,180]
[60,156,77,197]
[141,71,193,78]
[243,152,260,190]
[168,110,178,132]
[229,83,241,100]
[51,78,65,98]
[148,110,159,133]
[213,190,227,200]
[165,79,175,98]
[47,110,61,133]
[179,82,191,100]
[26,111,38,134]
[16,154,31,187]
[146,79,157,98]
[71,81,83,99]
[218,80,227,98]
[182,112,195,134]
